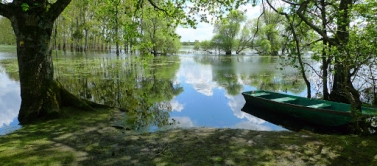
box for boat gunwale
[242,91,352,116]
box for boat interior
[247,91,342,110]
[245,91,377,115]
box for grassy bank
[0,107,377,166]
[0,44,16,53]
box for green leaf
[21,3,29,12]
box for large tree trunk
[329,0,359,106]
[329,64,350,103]
[3,0,94,124]
[10,10,62,123]
[320,0,330,100]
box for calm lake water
[0,49,311,135]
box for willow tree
[212,10,246,55]
[250,9,284,56]
[138,5,181,55]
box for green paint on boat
[242,90,377,126]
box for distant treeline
[0,0,182,56]
[181,41,197,46]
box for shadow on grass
[1,107,377,165]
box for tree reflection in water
[55,56,183,130]
[194,55,306,96]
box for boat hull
[242,90,377,127]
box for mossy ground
[1,107,377,166]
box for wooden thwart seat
[307,103,331,109]
[271,97,297,103]
[250,92,270,97]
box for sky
[176,4,262,42]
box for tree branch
[265,0,286,15]
[0,2,13,18]
[294,1,338,47]
[147,0,165,11]
[250,3,265,49]
[281,0,300,5]
[304,38,323,48]
[304,62,322,78]
[48,0,72,21]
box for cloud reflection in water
[177,56,218,96]
[0,72,21,135]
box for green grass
[0,107,115,166]
[0,44,16,53]
[1,107,377,165]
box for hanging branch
[249,1,266,49]
[303,62,322,78]
[266,0,311,98]
[0,2,14,18]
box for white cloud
[171,100,185,112]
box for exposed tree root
[18,80,113,125]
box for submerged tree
[250,9,283,56]
[138,5,181,55]
[212,10,246,55]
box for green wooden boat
[242,90,377,126]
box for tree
[199,40,212,53]
[137,2,181,55]
[291,0,358,105]
[0,0,247,124]
[139,12,180,55]
[97,0,126,55]
[212,10,246,55]
[266,0,377,117]
[0,0,103,124]
[193,40,200,51]
[264,1,313,98]
[250,9,283,55]
[235,20,253,54]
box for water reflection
[241,104,351,134]
[193,55,306,96]
[178,56,217,96]
[55,56,183,130]
[0,51,309,133]
[227,93,265,124]
[170,100,184,112]
[0,66,21,135]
